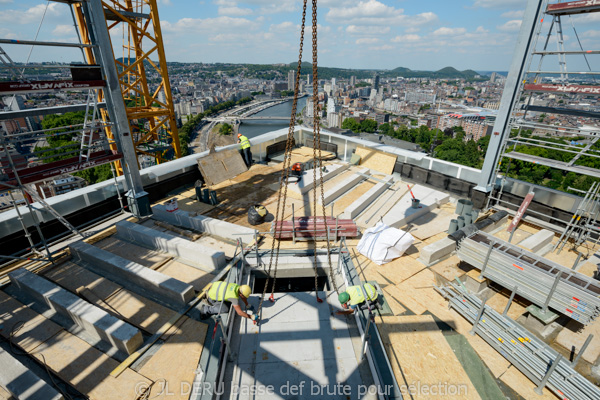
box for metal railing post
[503,286,519,316]
[534,353,562,395]
[469,298,487,336]
[478,241,495,280]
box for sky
[0,0,599,72]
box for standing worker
[238,133,252,168]
[201,281,257,322]
[336,283,381,315]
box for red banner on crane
[507,192,535,233]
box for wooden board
[197,149,247,186]
[379,315,481,399]
[30,330,152,400]
[332,180,376,217]
[499,365,559,400]
[0,291,64,353]
[43,261,122,301]
[94,237,170,268]
[577,261,598,278]
[355,145,397,175]
[157,260,215,292]
[485,290,528,321]
[138,317,207,400]
[102,289,178,335]
[555,317,600,364]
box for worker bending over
[202,281,257,321]
[237,133,252,167]
[336,283,381,315]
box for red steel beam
[546,0,600,15]
[523,84,600,96]
[0,80,106,94]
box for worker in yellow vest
[237,133,252,167]
[336,283,380,315]
[202,281,257,321]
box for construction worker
[336,283,381,315]
[237,133,252,167]
[202,281,257,321]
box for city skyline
[0,0,599,71]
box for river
[239,97,308,139]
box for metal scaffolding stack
[437,281,600,400]
[457,231,600,324]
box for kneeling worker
[203,281,257,321]
[336,283,381,315]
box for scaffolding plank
[503,152,600,179]
[523,83,600,96]
[546,0,600,15]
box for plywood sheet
[94,237,170,268]
[485,290,528,321]
[379,315,480,400]
[556,317,600,364]
[0,291,64,353]
[499,365,558,400]
[139,317,207,400]
[577,261,598,278]
[331,180,376,217]
[102,289,178,335]
[30,330,151,400]
[430,256,465,283]
[197,149,247,186]
[355,145,397,175]
[157,260,214,292]
[43,261,122,301]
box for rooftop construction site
[1,0,600,399]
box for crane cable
[256,0,309,317]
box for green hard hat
[338,292,350,304]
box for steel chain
[311,0,339,295]
[257,0,308,316]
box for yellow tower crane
[73,0,181,174]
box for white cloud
[571,13,600,24]
[162,16,259,34]
[372,45,393,51]
[497,19,522,32]
[582,30,600,38]
[473,0,523,8]
[356,38,379,45]
[391,34,420,43]
[52,24,74,36]
[218,6,252,16]
[475,26,488,34]
[326,0,437,26]
[0,0,14,4]
[157,0,172,5]
[269,21,296,33]
[346,25,390,36]
[433,27,467,36]
[0,3,62,24]
[501,10,524,19]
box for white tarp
[357,222,415,265]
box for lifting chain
[310,0,339,298]
[256,0,308,317]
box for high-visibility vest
[347,283,378,306]
[208,282,240,302]
[239,135,251,150]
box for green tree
[342,118,360,133]
[219,123,233,136]
[360,119,378,133]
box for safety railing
[337,237,403,400]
